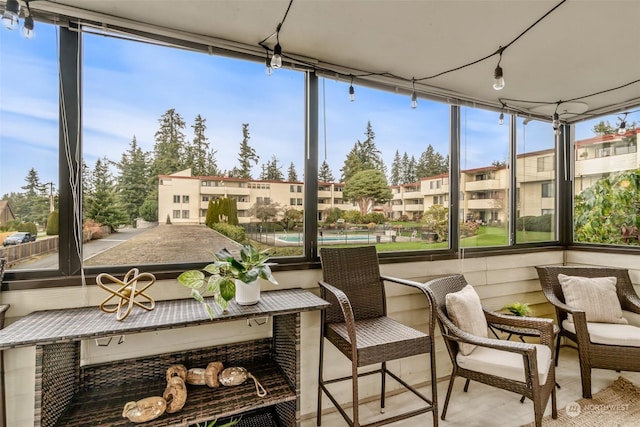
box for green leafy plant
[193,416,241,427]
[178,244,278,318]
[502,302,531,317]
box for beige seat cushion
[562,320,640,347]
[445,284,487,356]
[623,310,640,327]
[558,274,628,324]
[457,343,552,385]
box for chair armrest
[380,275,436,331]
[444,317,538,356]
[318,280,358,349]
[485,310,555,348]
[619,289,640,315]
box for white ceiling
[34,0,640,122]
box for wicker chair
[535,266,640,398]
[317,246,438,427]
[425,274,556,427]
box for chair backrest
[425,274,469,358]
[319,246,386,324]
[535,265,635,322]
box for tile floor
[303,346,640,427]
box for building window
[202,195,209,202]
[537,155,554,172]
[290,198,296,205]
[173,195,180,203]
[297,185,302,193]
[290,185,295,192]
[173,210,180,219]
[541,182,554,198]
[182,195,189,203]
[297,198,303,206]
[182,210,190,219]
[200,209,207,217]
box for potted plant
[178,244,278,318]
[502,301,531,317]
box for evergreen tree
[85,157,127,231]
[150,108,187,179]
[287,162,298,182]
[116,136,151,224]
[340,121,386,182]
[236,123,259,178]
[18,168,48,224]
[319,160,335,182]
[416,144,448,179]
[187,114,220,176]
[389,150,402,185]
[262,155,284,181]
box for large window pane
[515,117,557,242]
[460,107,509,247]
[573,111,639,245]
[83,31,304,267]
[317,79,450,252]
[0,22,59,272]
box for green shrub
[516,214,553,232]
[166,214,172,224]
[361,212,386,224]
[18,221,38,235]
[46,211,59,235]
[210,223,247,244]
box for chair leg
[316,336,325,426]
[551,381,558,419]
[430,350,439,427]
[580,365,592,398]
[555,334,561,367]
[352,359,360,427]
[463,378,470,392]
[380,361,386,413]
[441,373,456,421]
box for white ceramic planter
[235,279,260,305]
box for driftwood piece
[122,396,166,423]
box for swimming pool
[276,234,375,244]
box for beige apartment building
[159,130,637,225]
[390,129,638,222]
[158,169,358,224]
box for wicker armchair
[535,266,640,398]
[425,274,556,427]
[317,246,438,427]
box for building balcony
[465,179,503,191]
[467,199,503,209]
[404,204,424,212]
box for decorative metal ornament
[97,268,156,320]
[218,366,267,397]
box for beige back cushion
[445,284,488,355]
[558,274,628,324]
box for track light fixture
[410,79,418,109]
[348,76,355,102]
[2,0,35,38]
[617,112,628,135]
[493,47,505,90]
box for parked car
[2,232,37,246]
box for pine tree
[416,144,448,179]
[116,136,151,224]
[150,108,187,179]
[264,156,284,181]
[287,162,298,182]
[389,150,402,185]
[188,114,220,176]
[18,168,48,224]
[236,123,259,179]
[340,121,386,182]
[319,160,335,182]
[86,157,127,231]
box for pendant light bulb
[2,0,20,30]
[265,56,272,76]
[493,65,505,90]
[618,121,627,135]
[271,43,282,69]
[498,112,504,125]
[349,84,355,102]
[21,15,34,39]
[411,91,418,109]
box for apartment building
[158,169,358,224]
[390,129,638,222]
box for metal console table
[0,288,328,427]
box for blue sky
[2,22,637,196]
